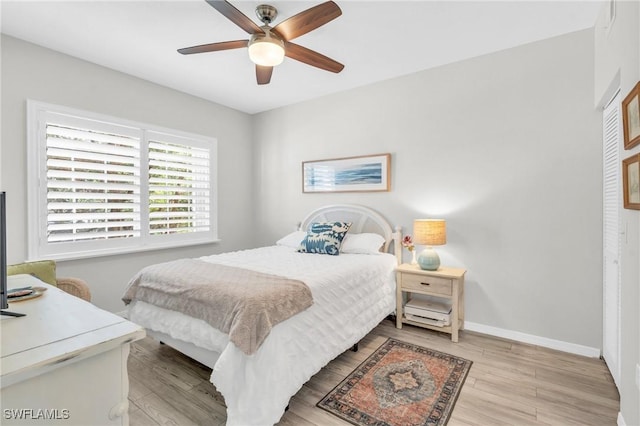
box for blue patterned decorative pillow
[297,222,352,255]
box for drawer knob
[420,282,431,286]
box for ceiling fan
[178,0,344,85]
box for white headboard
[298,204,402,264]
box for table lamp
[413,219,446,270]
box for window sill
[29,238,222,263]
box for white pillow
[276,230,307,248]
[341,233,386,255]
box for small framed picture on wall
[622,82,640,150]
[622,153,640,210]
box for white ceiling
[1,1,602,114]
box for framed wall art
[622,153,640,210]
[622,82,640,150]
[302,153,391,193]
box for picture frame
[302,153,391,193]
[622,82,640,150]
[622,153,640,210]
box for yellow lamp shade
[413,219,446,246]
[413,219,446,270]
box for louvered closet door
[602,90,621,388]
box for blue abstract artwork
[303,154,390,193]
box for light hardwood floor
[128,319,619,425]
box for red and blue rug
[317,338,472,426]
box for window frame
[27,100,219,261]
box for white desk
[1,274,145,425]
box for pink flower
[402,235,414,252]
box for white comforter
[127,245,397,425]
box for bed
[123,204,402,425]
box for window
[27,101,218,261]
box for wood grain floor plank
[534,365,620,400]
[141,378,226,425]
[187,382,228,418]
[128,318,619,426]
[276,408,317,426]
[535,402,618,426]
[458,385,539,420]
[133,393,201,426]
[282,386,351,426]
[129,371,155,402]
[449,404,527,426]
[129,354,226,425]
[128,401,160,426]
[471,374,537,399]
[534,387,619,420]
[483,346,612,380]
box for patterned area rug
[317,338,472,426]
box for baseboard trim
[617,411,626,426]
[464,321,601,358]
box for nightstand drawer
[400,273,452,296]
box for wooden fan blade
[256,65,273,85]
[285,42,344,73]
[273,1,341,41]
[205,0,263,34]
[178,40,248,55]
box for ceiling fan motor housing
[256,4,278,24]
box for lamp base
[417,247,440,271]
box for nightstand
[395,263,466,342]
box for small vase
[410,250,418,265]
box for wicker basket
[56,277,91,302]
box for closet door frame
[602,89,622,388]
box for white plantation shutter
[28,101,217,260]
[148,133,211,235]
[45,121,141,243]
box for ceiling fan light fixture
[248,31,285,67]
[178,0,344,85]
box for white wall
[1,35,254,312]
[594,1,640,424]
[253,29,602,350]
